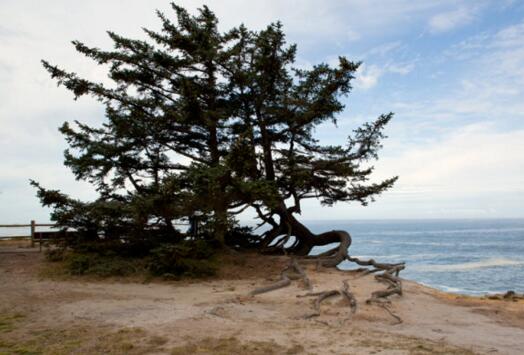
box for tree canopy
[33,3,397,259]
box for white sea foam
[357,227,524,237]
[436,285,465,293]
[419,258,524,272]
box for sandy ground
[1,243,524,354]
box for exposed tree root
[340,280,358,313]
[249,274,291,296]
[343,256,405,304]
[303,290,340,319]
[377,303,403,325]
[300,279,357,319]
[249,258,311,296]
[366,264,405,303]
[249,223,406,322]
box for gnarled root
[301,279,357,319]
[249,258,311,296]
[340,280,358,313]
[250,221,407,322]
[345,256,405,304]
[366,264,404,303]
[377,303,402,324]
[344,256,405,324]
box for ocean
[2,219,523,295]
[307,219,524,296]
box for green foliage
[44,239,217,278]
[33,2,397,255]
[148,241,217,278]
[225,226,260,249]
[67,254,91,275]
[66,253,141,277]
[45,248,66,262]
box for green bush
[46,239,217,279]
[148,240,217,278]
[45,248,66,262]
[88,257,138,277]
[68,254,91,275]
[66,253,140,277]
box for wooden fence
[0,220,56,249]
[1,220,193,252]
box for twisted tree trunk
[260,205,352,267]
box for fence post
[30,220,35,248]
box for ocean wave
[418,258,524,272]
[434,285,465,293]
[437,285,494,295]
[356,227,524,237]
[349,255,404,261]
[395,241,454,246]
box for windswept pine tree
[222,24,398,266]
[34,3,398,272]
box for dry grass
[0,312,25,334]
[0,312,169,355]
[170,337,305,355]
[352,330,477,355]
[0,239,32,248]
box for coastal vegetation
[32,3,402,309]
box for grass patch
[0,312,25,333]
[0,325,168,355]
[353,330,477,355]
[39,252,149,280]
[170,337,304,355]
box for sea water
[307,219,524,295]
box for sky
[1,0,523,223]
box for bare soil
[1,243,523,354]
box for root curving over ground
[248,228,406,321]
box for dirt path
[1,245,523,354]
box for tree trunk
[256,203,352,267]
[214,204,228,246]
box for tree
[221,24,397,266]
[34,3,397,265]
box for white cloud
[428,7,476,33]
[354,61,414,90]
[493,22,524,48]
[387,62,415,75]
[346,29,361,42]
[354,64,383,89]
[366,41,403,57]
[302,123,524,220]
[379,123,524,194]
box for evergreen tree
[34,3,396,262]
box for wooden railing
[0,220,56,248]
[1,221,192,247]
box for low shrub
[66,253,142,277]
[45,247,66,262]
[44,239,217,278]
[67,254,92,275]
[148,240,217,278]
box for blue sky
[1,0,523,222]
